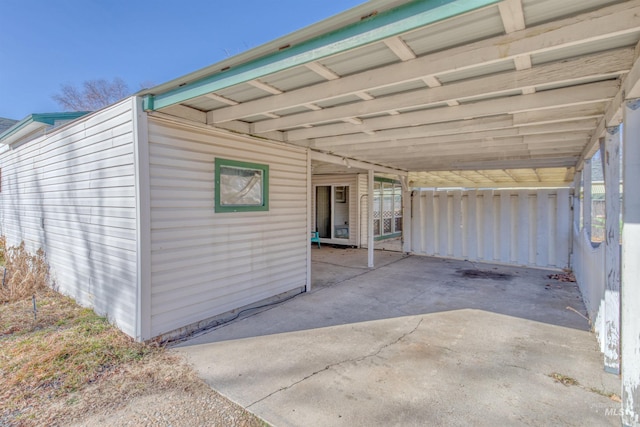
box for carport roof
[140,0,640,188]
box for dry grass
[0,287,153,425]
[0,239,49,303]
[0,237,265,427]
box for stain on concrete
[458,269,513,281]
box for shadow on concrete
[176,247,590,348]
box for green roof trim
[0,112,90,144]
[145,0,500,111]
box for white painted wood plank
[602,126,621,373]
[466,190,478,260]
[517,190,530,265]
[438,193,448,256]
[536,190,550,266]
[256,81,617,134]
[481,190,494,261]
[556,188,571,268]
[500,191,511,263]
[425,190,436,255]
[212,1,640,123]
[452,190,463,258]
[621,99,640,425]
[583,159,593,239]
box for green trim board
[145,0,500,111]
[0,112,90,144]
[375,232,402,241]
[214,158,270,212]
[375,176,400,184]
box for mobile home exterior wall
[147,115,308,337]
[0,99,139,336]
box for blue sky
[0,0,365,120]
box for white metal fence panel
[410,188,571,268]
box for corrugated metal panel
[402,5,504,57]
[262,66,328,92]
[367,80,427,98]
[531,31,640,66]
[216,83,270,103]
[410,188,571,268]
[311,174,358,247]
[522,0,624,27]
[320,42,400,77]
[438,59,515,84]
[0,98,138,336]
[147,117,308,337]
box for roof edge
[143,0,500,111]
[0,112,90,146]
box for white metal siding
[148,116,308,337]
[573,225,606,352]
[410,188,571,269]
[311,174,358,246]
[0,99,138,336]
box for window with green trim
[215,158,269,212]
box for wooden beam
[247,80,283,94]
[577,44,640,170]
[498,0,526,33]
[384,36,416,61]
[209,1,640,123]
[204,93,239,105]
[514,54,532,70]
[423,76,442,88]
[309,150,408,176]
[290,103,605,142]
[311,119,597,150]
[282,81,616,139]
[305,61,340,80]
[401,156,579,171]
[245,49,630,132]
[513,103,607,126]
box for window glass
[215,159,269,212]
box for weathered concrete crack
[246,317,424,408]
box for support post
[306,150,312,292]
[622,99,640,427]
[583,159,592,240]
[400,176,411,254]
[570,171,581,265]
[601,126,621,374]
[368,169,374,268]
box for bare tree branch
[52,78,131,111]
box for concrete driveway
[173,248,620,426]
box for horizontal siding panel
[151,275,304,336]
[0,98,138,338]
[148,117,308,336]
[151,237,306,274]
[152,262,306,314]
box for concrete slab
[173,253,621,426]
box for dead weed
[0,239,49,303]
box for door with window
[315,185,350,240]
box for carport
[175,249,619,426]
[140,0,640,423]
